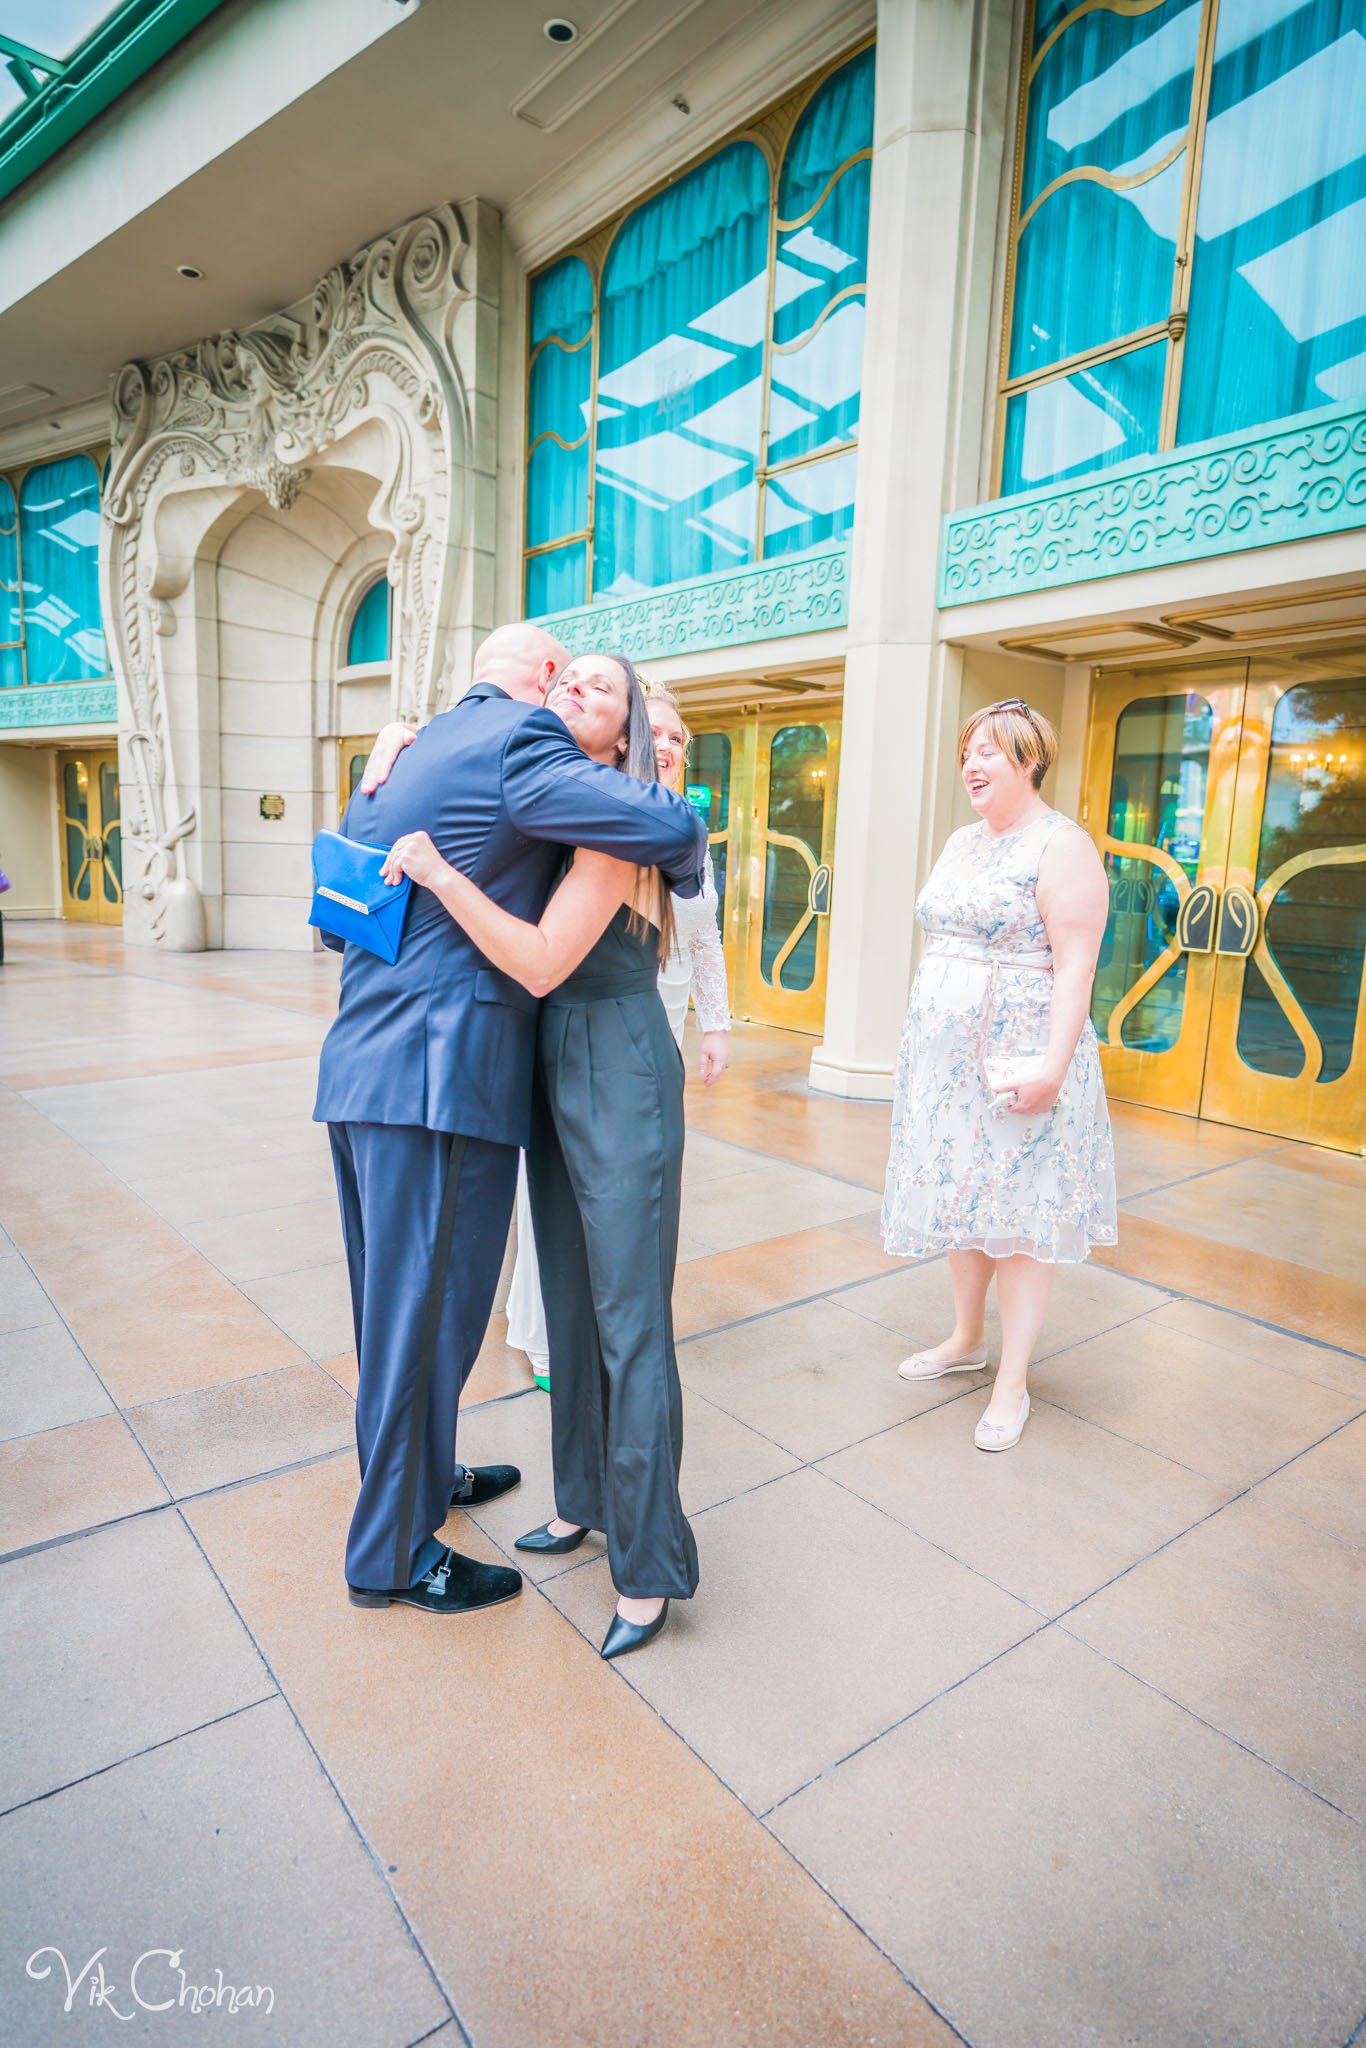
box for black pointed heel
[514,1521,588,1555]
[600,1599,670,1661]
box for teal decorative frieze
[0,680,117,729]
[939,400,1366,607]
[531,542,849,661]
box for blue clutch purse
[308,830,412,962]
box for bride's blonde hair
[642,680,692,791]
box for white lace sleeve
[671,856,731,1032]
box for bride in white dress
[507,686,730,1384]
[882,700,1117,1452]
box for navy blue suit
[314,684,708,1592]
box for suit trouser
[527,992,699,1602]
[329,1122,518,1590]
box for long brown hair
[599,651,676,965]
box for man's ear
[539,659,559,702]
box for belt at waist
[924,938,1052,970]
[542,968,660,1005]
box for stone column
[809,0,1018,1098]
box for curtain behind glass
[1010,0,1199,379]
[1178,0,1366,443]
[18,454,105,683]
[1001,340,1167,493]
[0,478,20,687]
[594,142,771,598]
[771,46,874,470]
[346,578,390,665]
[527,255,594,571]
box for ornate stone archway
[101,202,495,948]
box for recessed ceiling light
[544,18,578,43]
[176,264,204,280]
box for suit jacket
[313,684,709,1145]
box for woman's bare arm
[380,832,629,996]
[1012,822,1110,1114]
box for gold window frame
[993,0,1225,495]
[521,33,876,612]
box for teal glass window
[0,477,21,687]
[1011,0,1199,382]
[17,452,105,683]
[525,43,874,613]
[594,142,771,598]
[345,577,390,666]
[999,0,1366,494]
[1002,340,1166,492]
[1177,0,1366,444]
[526,254,593,587]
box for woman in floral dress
[882,699,1117,1452]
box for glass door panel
[338,735,378,821]
[1201,658,1366,1151]
[689,730,734,943]
[1082,665,1247,1114]
[744,716,839,1033]
[58,749,121,925]
[97,756,122,916]
[689,706,840,1035]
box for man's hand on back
[359,723,418,794]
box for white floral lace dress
[881,810,1117,1264]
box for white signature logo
[26,1947,274,2019]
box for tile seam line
[0,1443,362,1566]
[1053,1624,1365,1829]
[1149,1298,1366,1374]
[484,1557,978,2048]
[758,1414,1366,1820]
[761,1617,1057,1821]
[172,1505,471,2048]
[0,1694,280,1822]
[1113,1138,1290,1208]
[0,1241,175,1501]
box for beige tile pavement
[548,1465,1039,1813]
[0,1512,273,1812]
[1,1697,451,2048]
[185,1459,955,2048]
[772,1628,1366,2048]
[1250,1413,1366,1552]
[819,1390,1233,1616]
[1066,1492,1366,1818]
[126,1364,356,1498]
[679,1294,974,1461]
[0,1318,114,1441]
[1035,1313,1364,1488]
[0,1412,169,1555]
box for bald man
[314,624,708,1617]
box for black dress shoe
[348,1545,522,1614]
[450,1464,521,1509]
[601,1600,670,1661]
[514,1520,588,1555]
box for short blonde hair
[957,699,1057,791]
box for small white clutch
[984,1053,1067,1111]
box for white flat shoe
[898,1344,989,1383]
[974,1391,1030,1452]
